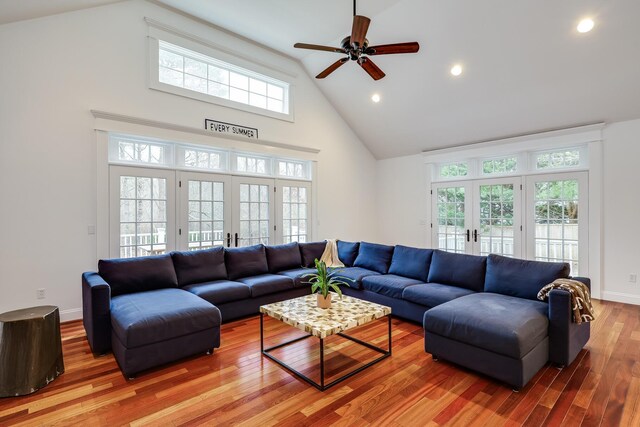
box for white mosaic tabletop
[260,293,392,339]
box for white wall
[376,154,428,247]
[0,0,378,318]
[601,119,640,304]
[376,119,640,304]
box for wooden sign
[205,119,259,139]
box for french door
[525,172,588,275]
[432,177,522,257]
[110,166,176,258]
[178,172,231,250]
[231,176,275,247]
[275,180,312,244]
[111,167,312,256]
[432,173,587,275]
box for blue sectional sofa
[82,240,590,388]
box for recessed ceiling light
[450,64,463,76]
[577,18,595,33]
[371,93,381,103]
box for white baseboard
[601,291,640,306]
[60,308,83,322]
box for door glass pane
[282,186,309,243]
[534,180,580,274]
[118,176,167,258]
[239,183,270,246]
[188,179,225,249]
[435,186,466,253]
[478,183,515,257]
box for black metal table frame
[260,313,392,391]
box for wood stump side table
[0,306,65,397]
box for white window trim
[148,31,294,122]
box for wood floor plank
[0,298,638,426]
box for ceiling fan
[293,0,420,80]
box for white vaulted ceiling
[4,0,640,158]
[154,0,640,158]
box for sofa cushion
[427,250,487,292]
[485,254,571,301]
[329,267,379,289]
[423,293,549,359]
[182,280,251,305]
[110,288,220,348]
[299,241,327,267]
[171,247,227,287]
[266,242,302,273]
[388,245,433,282]
[402,283,475,308]
[354,242,395,274]
[337,241,359,267]
[362,275,424,299]
[225,244,269,280]
[99,254,178,297]
[278,267,316,287]
[237,274,295,297]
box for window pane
[159,49,183,71]
[159,67,183,86]
[230,72,248,90]
[184,58,207,78]
[230,87,249,104]
[250,93,267,109]
[184,74,207,93]
[208,81,229,99]
[250,78,267,96]
[268,84,284,100]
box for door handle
[226,232,231,248]
[466,229,470,242]
[234,232,239,247]
[473,229,478,242]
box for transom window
[236,155,270,175]
[277,160,308,179]
[109,135,311,181]
[482,157,518,175]
[158,40,289,115]
[440,162,468,178]
[535,149,580,170]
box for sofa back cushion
[225,244,269,280]
[337,240,359,267]
[388,245,433,282]
[485,254,570,300]
[266,242,302,273]
[98,254,178,297]
[299,241,327,267]
[171,247,227,287]
[354,242,395,274]
[427,250,486,291]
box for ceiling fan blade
[365,42,420,56]
[359,57,385,80]
[316,58,349,79]
[351,15,371,47]
[294,43,346,54]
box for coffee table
[259,293,392,391]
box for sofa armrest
[82,272,112,354]
[548,288,590,366]
[570,276,591,291]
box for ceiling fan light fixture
[577,18,595,33]
[371,93,381,103]
[450,64,463,76]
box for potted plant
[302,259,352,309]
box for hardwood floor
[0,298,638,426]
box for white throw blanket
[319,239,345,268]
